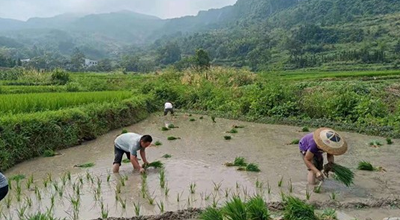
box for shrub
[51,69,70,85]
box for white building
[84,59,98,67]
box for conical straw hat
[313,127,347,155]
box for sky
[0,0,238,21]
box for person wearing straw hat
[299,127,347,185]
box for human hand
[142,162,149,169]
[323,162,334,177]
[139,168,146,174]
[316,172,325,181]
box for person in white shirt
[164,101,174,116]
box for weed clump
[357,161,374,171]
[224,136,232,140]
[43,149,56,157]
[284,196,317,220]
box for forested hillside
[1,0,400,71]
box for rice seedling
[278,176,284,187]
[61,174,67,186]
[246,195,270,220]
[5,195,12,208]
[212,194,219,208]
[236,182,240,189]
[233,125,245,129]
[167,136,180,140]
[164,184,170,196]
[190,118,196,121]
[52,181,59,192]
[242,187,249,198]
[386,137,393,145]
[50,194,56,207]
[161,126,169,131]
[147,195,155,205]
[100,201,109,218]
[146,161,164,169]
[330,192,337,200]
[115,194,120,202]
[16,181,22,202]
[225,188,231,198]
[283,196,317,220]
[256,179,263,189]
[58,186,64,197]
[67,171,71,181]
[199,116,204,119]
[306,188,311,200]
[223,196,247,220]
[120,177,126,187]
[227,128,238,134]
[74,162,95,168]
[120,198,127,209]
[224,136,232,140]
[116,183,122,194]
[319,208,337,220]
[17,205,28,220]
[200,207,223,220]
[187,197,191,207]
[369,140,382,148]
[332,163,354,187]
[233,157,247,166]
[177,192,183,202]
[43,149,56,157]
[190,182,196,194]
[205,193,211,201]
[26,174,34,189]
[7,179,12,190]
[290,139,300,145]
[267,181,271,194]
[78,176,83,184]
[157,201,165,213]
[280,191,286,201]
[213,181,222,191]
[47,173,52,182]
[25,196,32,207]
[211,116,216,123]
[121,129,128,134]
[122,158,130,163]
[107,174,111,182]
[9,174,25,181]
[314,184,322,193]
[357,161,375,171]
[246,163,261,172]
[155,141,162,146]
[35,186,42,201]
[302,127,310,132]
[133,202,141,216]
[162,154,172,158]
[288,179,293,193]
[159,169,166,188]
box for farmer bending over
[299,127,347,185]
[164,101,174,116]
[0,172,9,201]
[113,133,153,174]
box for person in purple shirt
[299,127,348,185]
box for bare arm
[304,151,320,174]
[327,153,334,163]
[140,149,148,164]
[130,155,142,170]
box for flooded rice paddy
[2,113,400,220]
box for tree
[157,42,182,65]
[97,59,112,72]
[194,49,210,71]
[70,48,85,72]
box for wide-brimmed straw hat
[313,127,347,155]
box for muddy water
[2,113,400,219]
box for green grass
[0,91,132,114]
[74,162,95,168]
[357,161,375,171]
[283,196,317,220]
[43,149,56,157]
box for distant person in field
[164,101,174,116]
[113,133,153,174]
[0,172,9,201]
[299,127,347,185]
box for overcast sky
[0,0,238,21]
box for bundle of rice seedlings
[167,136,180,140]
[386,137,393,145]
[290,139,300,145]
[161,127,169,131]
[246,196,270,220]
[162,154,172,158]
[319,208,337,220]
[145,161,164,169]
[223,197,247,220]
[369,140,382,148]
[246,163,261,172]
[233,157,247,166]
[167,124,176,129]
[332,163,354,187]
[284,196,317,220]
[224,136,232,140]
[200,207,223,220]
[357,161,374,171]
